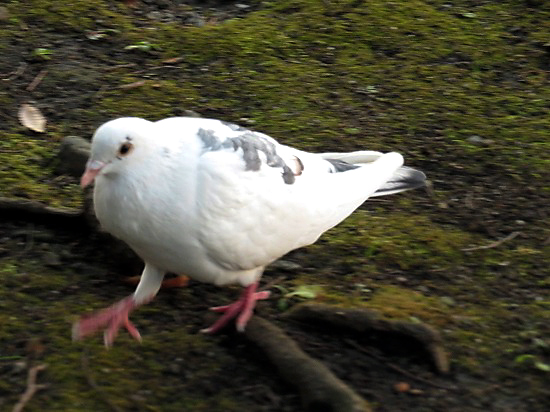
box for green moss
[97,79,200,119]
[307,208,477,274]
[363,285,451,324]
[0,133,82,208]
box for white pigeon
[73,116,425,346]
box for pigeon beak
[80,160,105,188]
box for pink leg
[72,296,143,347]
[201,283,270,334]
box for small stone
[146,11,162,20]
[168,363,181,374]
[467,135,494,146]
[187,12,205,28]
[269,259,302,271]
[55,136,91,178]
[417,285,430,294]
[13,360,27,373]
[409,388,424,395]
[440,296,455,306]
[130,394,147,403]
[239,117,256,125]
[44,251,62,267]
[183,109,202,118]
[235,4,250,9]
[467,135,484,144]
[0,6,9,21]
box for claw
[201,283,270,334]
[73,296,141,347]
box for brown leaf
[162,57,184,64]
[18,103,47,133]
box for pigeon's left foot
[72,296,142,347]
[201,283,270,334]
[161,275,190,288]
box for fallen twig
[105,63,136,71]
[461,231,521,252]
[26,69,48,91]
[344,339,457,391]
[118,80,146,90]
[12,364,48,412]
[2,62,27,81]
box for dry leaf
[18,103,46,133]
[162,57,184,64]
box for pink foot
[72,296,141,347]
[201,283,270,334]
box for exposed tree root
[245,316,371,412]
[284,303,449,374]
[0,197,82,223]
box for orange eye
[118,142,133,157]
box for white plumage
[73,116,425,345]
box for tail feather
[320,150,383,164]
[371,166,426,197]
[320,151,425,196]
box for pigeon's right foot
[72,296,142,347]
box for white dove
[73,116,426,346]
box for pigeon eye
[118,142,133,157]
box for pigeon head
[81,117,154,188]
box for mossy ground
[1,0,548,411]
